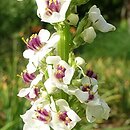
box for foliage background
[0,0,130,130]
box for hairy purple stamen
[23,72,36,83]
[27,36,42,51]
[81,85,90,92]
[59,111,71,126]
[57,65,66,72]
[55,65,66,80]
[36,108,51,123]
[37,109,49,117]
[46,0,61,16]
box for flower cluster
[18,0,115,130]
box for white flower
[86,98,110,123]
[17,73,43,101]
[21,98,52,130]
[74,76,98,103]
[72,76,110,123]
[23,29,60,73]
[88,5,116,32]
[51,99,81,130]
[36,0,71,23]
[21,97,80,130]
[44,56,75,94]
[67,13,79,26]
[81,26,96,43]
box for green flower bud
[81,27,96,43]
[75,57,85,66]
[67,13,79,26]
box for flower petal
[86,98,110,122]
[81,76,91,86]
[63,67,75,84]
[92,85,98,93]
[38,29,50,43]
[67,110,81,122]
[23,49,34,59]
[26,61,37,73]
[59,0,71,21]
[29,88,36,99]
[47,33,60,48]
[89,5,101,15]
[75,89,89,103]
[17,88,31,97]
[36,0,46,18]
[30,73,43,87]
[44,79,56,94]
[89,5,116,32]
[93,14,116,32]
[56,99,69,111]
[46,56,61,66]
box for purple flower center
[23,72,36,83]
[86,70,97,79]
[55,65,66,80]
[59,111,71,125]
[36,108,51,124]
[27,35,43,51]
[46,0,61,16]
[88,92,94,100]
[81,85,95,101]
[81,85,90,92]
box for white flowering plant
[18,0,116,130]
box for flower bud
[75,57,85,66]
[81,26,96,43]
[67,13,79,26]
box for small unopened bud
[81,26,96,43]
[75,57,85,66]
[67,13,79,26]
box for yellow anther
[22,37,28,44]
[17,74,22,78]
[54,0,57,3]
[49,0,57,5]
[30,34,37,40]
[49,0,52,5]
[66,117,70,121]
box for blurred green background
[0,0,130,130]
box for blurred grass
[0,34,27,130]
[0,26,130,130]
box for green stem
[56,22,72,101]
[57,23,72,62]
